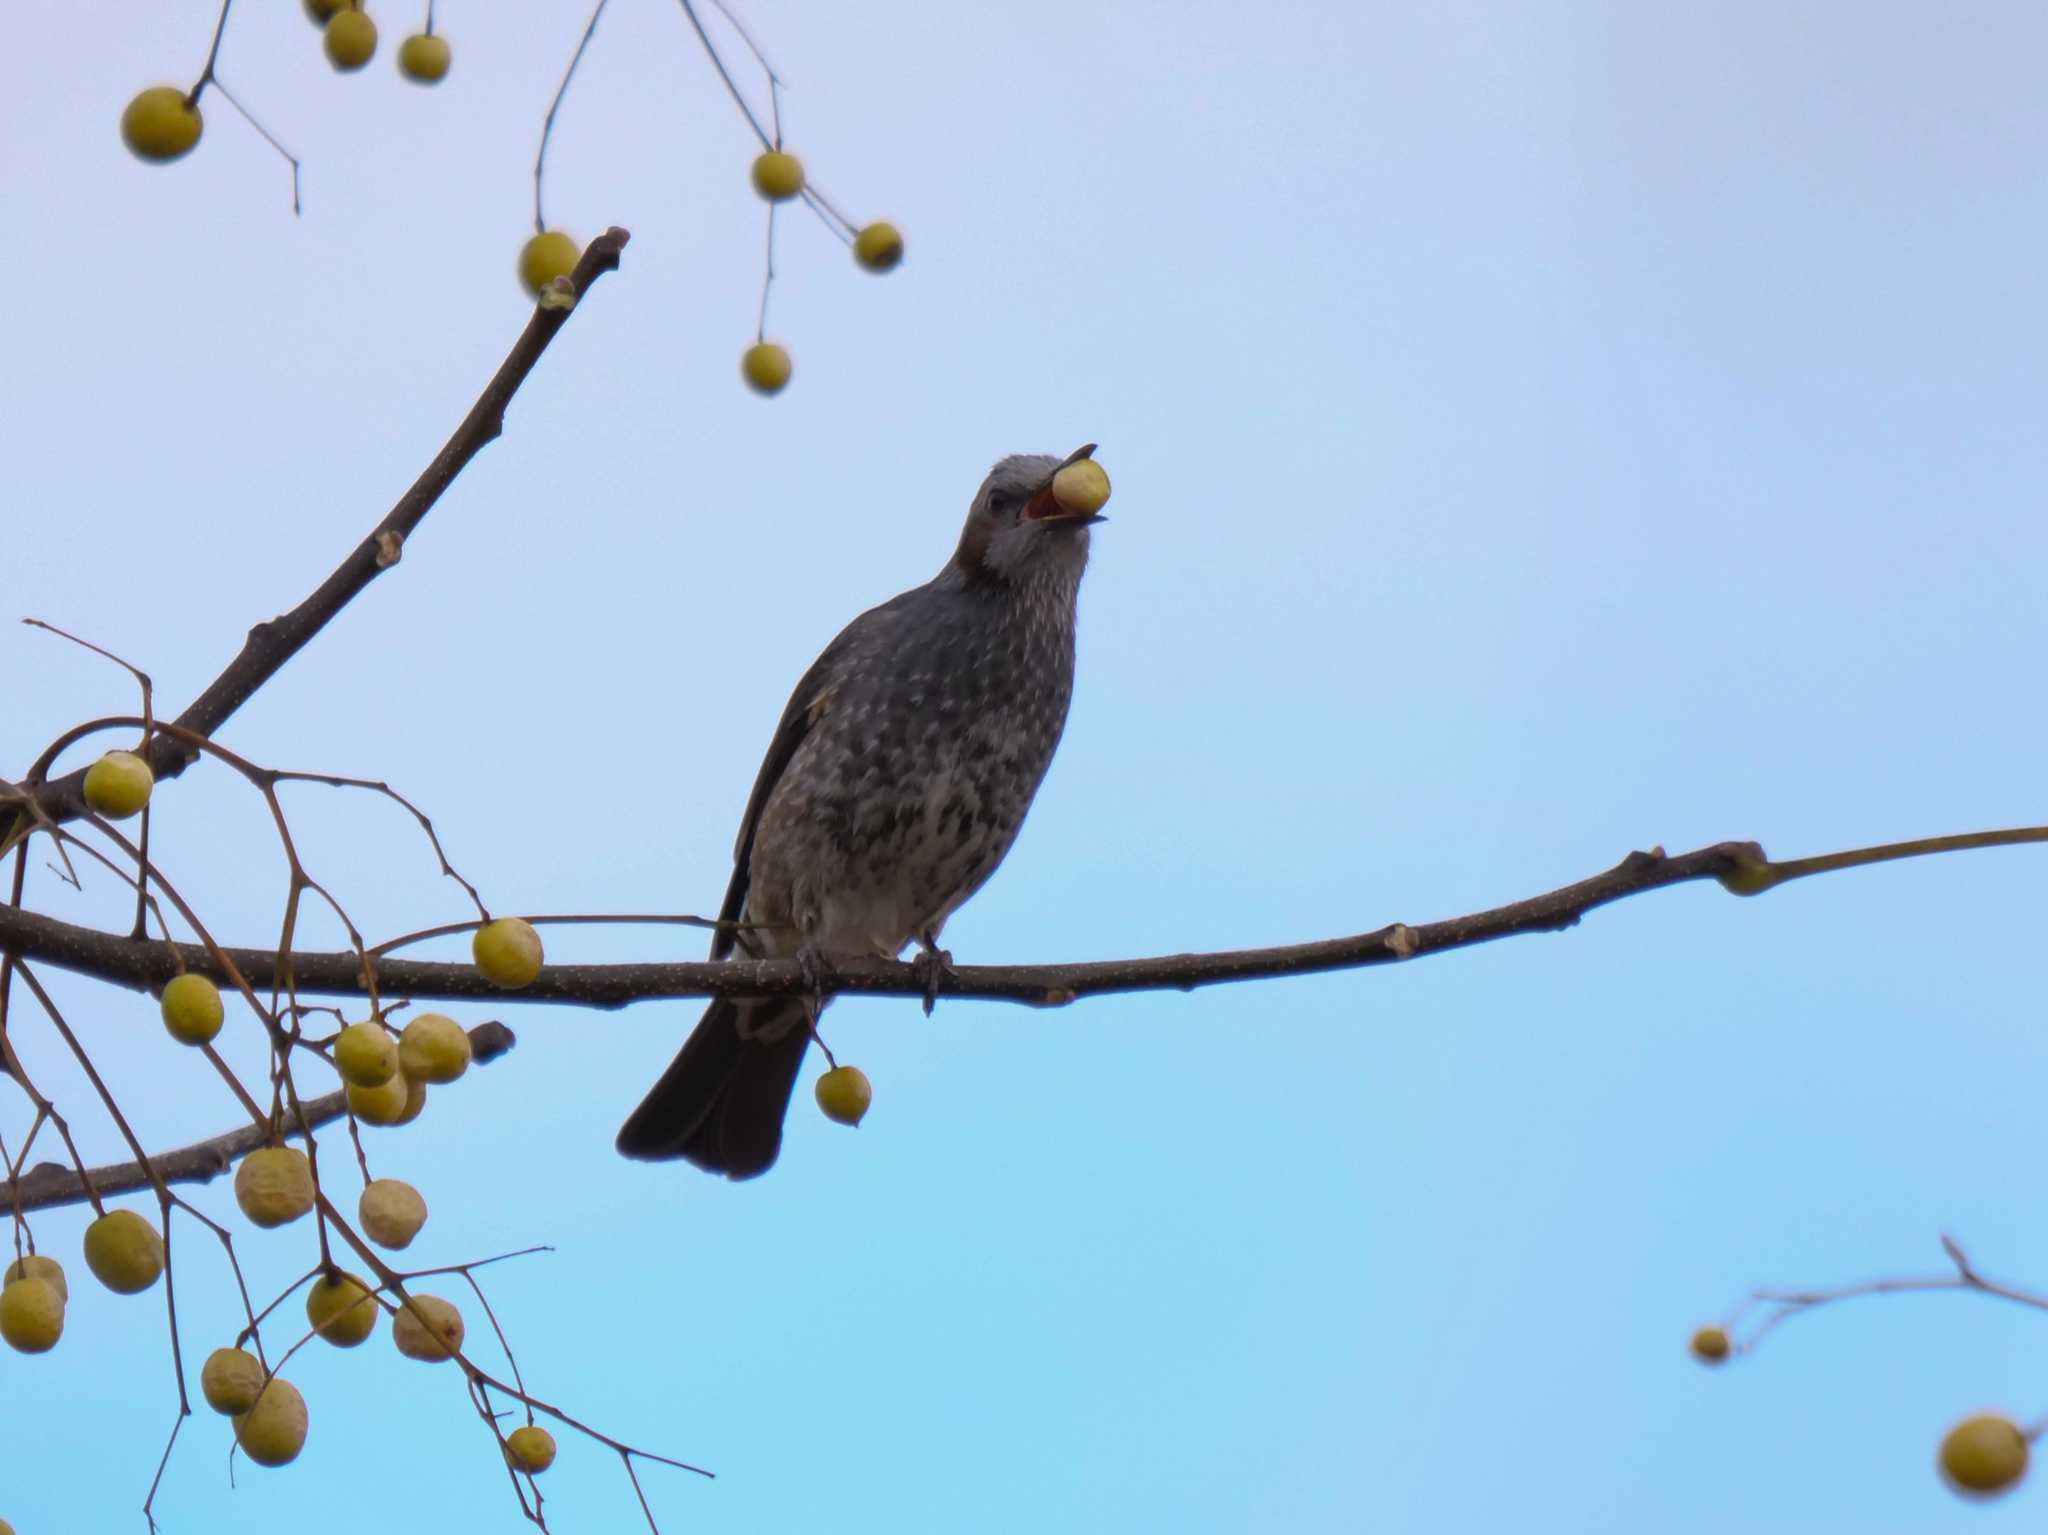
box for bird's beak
[1023,443,1106,524]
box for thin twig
[1,228,632,844]
[534,0,613,233]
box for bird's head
[949,445,1104,586]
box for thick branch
[8,228,632,830]
[0,1022,513,1213]
[0,840,1763,1009]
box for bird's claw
[910,938,955,1017]
[796,945,833,1018]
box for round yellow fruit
[852,221,904,273]
[334,1019,399,1087]
[306,1271,379,1347]
[815,1064,872,1126]
[324,8,378,70]
[0,1278,64,1354]
[348,1070,426,1127]
[304,0,346,22]
[518,233,580,299]
[397,32,450,82]
[473,917,544,987]
[1688,1325,1730,1364]
[83,1209,164,1294]
[359,1178,429,1249]
[161,972,225,1046]
[5,1254,67,1304]
[506,1423,557,1473]
[234,1146,314,1229]
[234,1378,308,1467]
[741,342,792,396]
[391,1293,465,1362]
[750,150,804,202]
[83,749,155,817]
[200,1346,265,1414]
[1940,1413,2029,1497]
[1050,459,1111,517]
[119,89,202,165]
[399,1013,471,1084]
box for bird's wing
[711,592,917,960]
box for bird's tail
[614,996,812,1179]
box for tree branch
[0,840,1763,1009]
[7,227,633,832]
[0,1022,514,1213]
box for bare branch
[1,840,1764,1010]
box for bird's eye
[987,490,1015,516]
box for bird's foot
[796,944,834,1018]
[910,935,956,1018]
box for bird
[616,447,1106,1178]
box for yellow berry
[234,1146,315,1229]
[506,1424,557,1473]
[741,342,792,397]
[0,1278,64,1354]
[814,1064,872,1126]
[391,1293,465,1361]
[399,1013,471,1084]
[473,917,544,987]
[1689,1326,1730,1364]
[119,90,202,165]
[348,1070,426,1127]
[201,1346,265,1414]
[82,1209,164,1295]
[518,232,580,299]
[750,150,804,202]
[324,8,378,70]
[397,32,450,83]
[160,972,225,1046]
[852,221,904,273]
[4,1254,67,1304]
[1940,1413,2029,1497]
[1050,459,1111,517]
[234,1378,309,1467]
[83,749,155,817]
[334,1019,399,1087]
[306,1271,379,1347]
[358,1178,429,1249]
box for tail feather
[616,997,811,1179]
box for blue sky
[6,0,2048,1530]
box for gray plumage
[617,450,1100,1177]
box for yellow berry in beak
[1050,459,1111,517]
